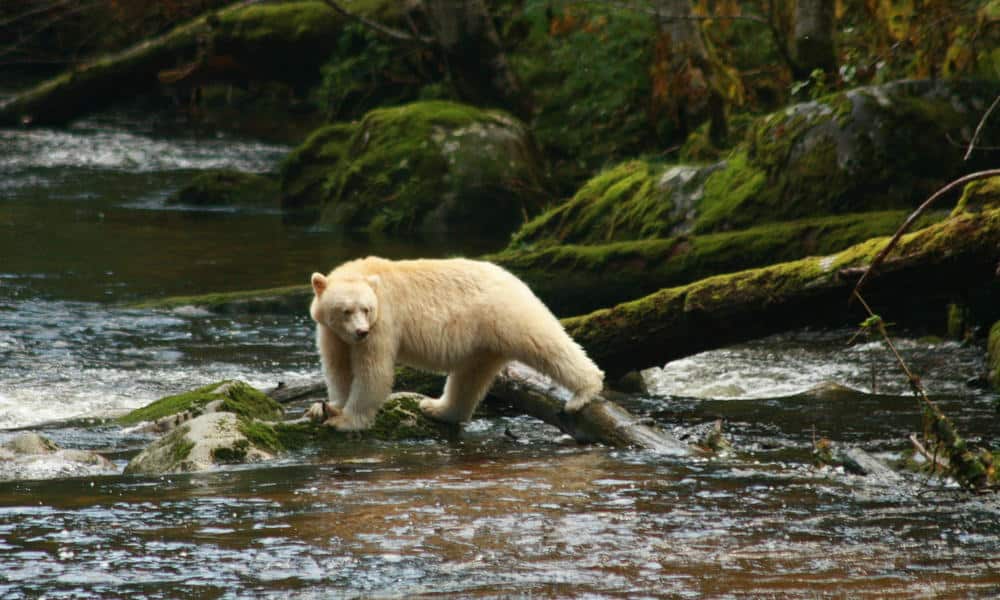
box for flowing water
[1,116,999,598]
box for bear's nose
[355,329,369,340]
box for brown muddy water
[1,115,999,598]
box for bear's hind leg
[420,355,507,424]
[513,332,604,413]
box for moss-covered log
[492,210,944,315]
[0,1,402,127]
[564,207,1000,379]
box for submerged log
[565,207,1000,379]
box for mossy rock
[509,79,1000,246]
[279,100,550,235]
[118,380,283,428]
[167,169,279,208]
[0,432,117,481]
[508,160,722,247]
[988,321,1000,391]
[702,79,1000,232]
[123,411,279,475]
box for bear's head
[310,272,380,344]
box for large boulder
[123,411,279,475]
[511,79,1000,248]
[279,101,550,235]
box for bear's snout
[355,328,369,340]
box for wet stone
[0,432,116,481]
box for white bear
[307,256,604,431]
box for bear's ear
[366,275,380,288]
[311,272,328,295]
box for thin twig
[964,94,1000,161]
[849,169,1000,299]
[853,292,926,398]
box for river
[1,115,999,598]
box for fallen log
[0,1,361,127]
[564,207,1000,379]
[265,362,692,455]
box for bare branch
[850,169,1000,299]
[964,94,1000,161]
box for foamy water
[0,119,288,175]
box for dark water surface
[2,117,999,598]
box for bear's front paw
[322,412,369,432]
[418,397,462,424]
[306,402,341,422]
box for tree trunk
[564,208,1000,379]
[423,0,531,118]
[653,0,727,142]
[792,0,836,78]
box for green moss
[237,417,284,455]
[270,393,457,450]
[118,380,282,426]
[279,123,356,214]
[367,394,455,440]
[211,439,250,464]
[280,101,546,235]
[219,382,283,421]
[509,159,726,248]
[693,151,767,233]
[167,425,195,464]
[988,321,1000,391]
[953,176,1000,215]
[393,367,445,397]
[946,304,970,340]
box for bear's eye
[361,307,370,315]
[343,308,352,316]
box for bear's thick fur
[308,256,604,431]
